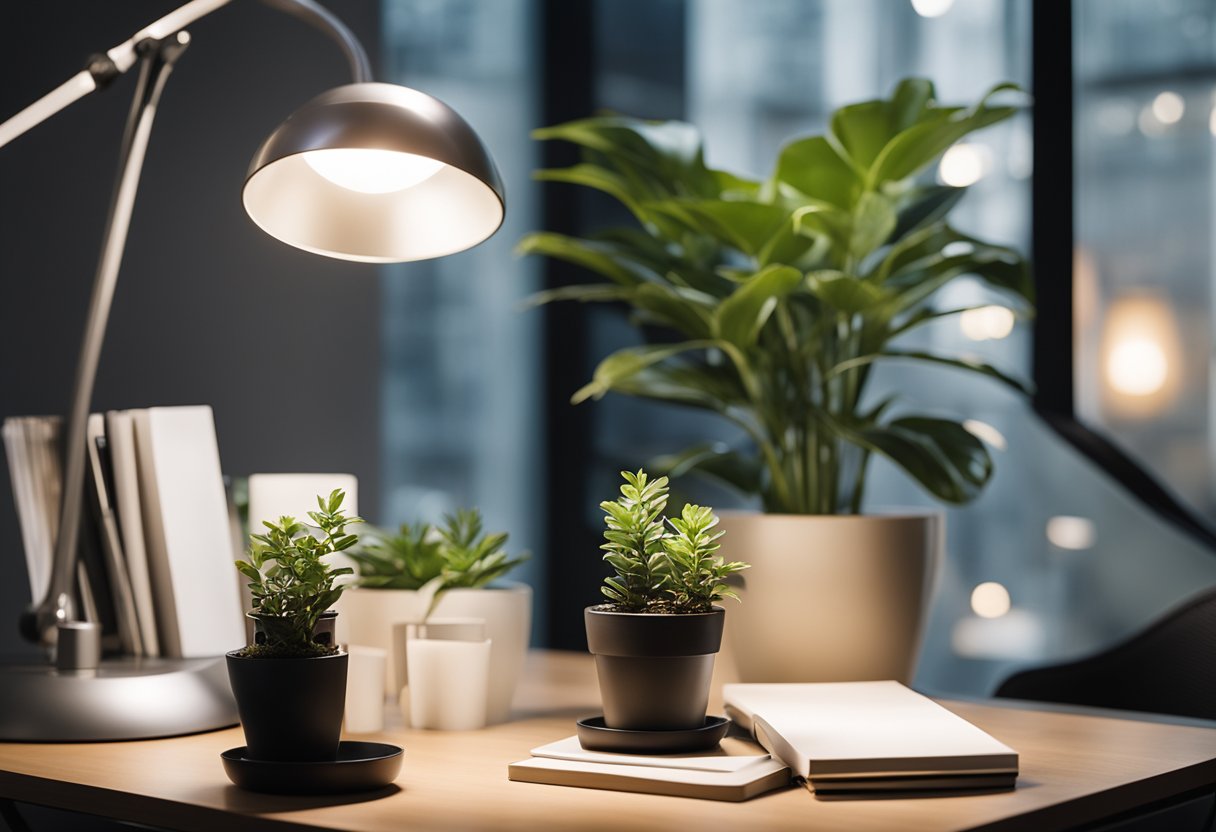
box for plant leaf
[853,416,994,504]
[869,83,1023,185]
[831,350,1032,395]
[805,270,887,315]
[768,135,861,209]
[651,443,763,496]
[714,265,803,347]
[573,341,716,404]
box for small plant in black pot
[586,470,748,732]
[227,489,361,762]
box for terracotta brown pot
[716,511,941,683]
[585,606,724,731]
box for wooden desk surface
[1,650,1214,832]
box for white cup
[402,618,491,731]
[344,645,387,734]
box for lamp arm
[8,1,374,648]
[0,0,371,150]
[21,34,193,648]
[259,0,373,84]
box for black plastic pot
[226,611,347,762]
[584,606,725,731]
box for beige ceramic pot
[336,581,532,724]
[717,511,941,683]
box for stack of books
[509,681,1018,801]
[3,405,246,658]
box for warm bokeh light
[963,419,1007,450]
[1209,106,1216,137]
[959,305,1015,340]
[1046,516,1096,550]
[1106,338,1168,396]
[970,582,1011,619]
[1101,293,1182,415]
[911,0,955,17]
[1151,90,1185,125]
[304,148,445,194]
[939,143,985,187]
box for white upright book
[3,417,52,603]
[106,410,159,657]
[724,682,1018,793]
[132,406,245,658]
[84,413,142,656]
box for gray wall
[0,1,383,656]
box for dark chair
[995,586,1216,721]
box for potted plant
[338,508,531,723]
[228,489,361,761]
[520,78,1031,683]
[587,469,747,730]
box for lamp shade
[243,83,505,263]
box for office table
[0,649,1214,831]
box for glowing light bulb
[971,582,1011,619]
[939,143,986,187]
[911,0,955,17]
[1106,338,1168,396]
[959,305,1015,340]
[304,149,445,194]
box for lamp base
[0,656,237,741]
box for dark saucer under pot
[577,715,732,754]
[221,741,403,794]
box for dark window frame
[1030,0,1216,551]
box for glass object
[1074,0,1216,516]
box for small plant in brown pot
[227,489,360,762]
[582,470,748,753]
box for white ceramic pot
[336,582,532,725]
[717,512,941,683]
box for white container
[406,635,492,731]
[336,581,531,724]
[343,645,387,734]
[716,511,942,684]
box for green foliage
[234,489,361,657]
[520,78,1031,514]
[599,470,671,610]
[662,504,747,612]
[598,470,748,613]
[348,508,527,594]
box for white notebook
[509,736,790,802]
[723,682,1018,789]
[106,410,159,657]
[132,406,245,658]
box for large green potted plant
[338,508,530,723]
[520,79,1031,682]
[228,489,361,761]
[587,470,747,730]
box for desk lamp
[0,0,504,740]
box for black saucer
[221,741,403,794]
[576,715,731,754]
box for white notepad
[724,682,1018,786]
[510,736,790,802]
